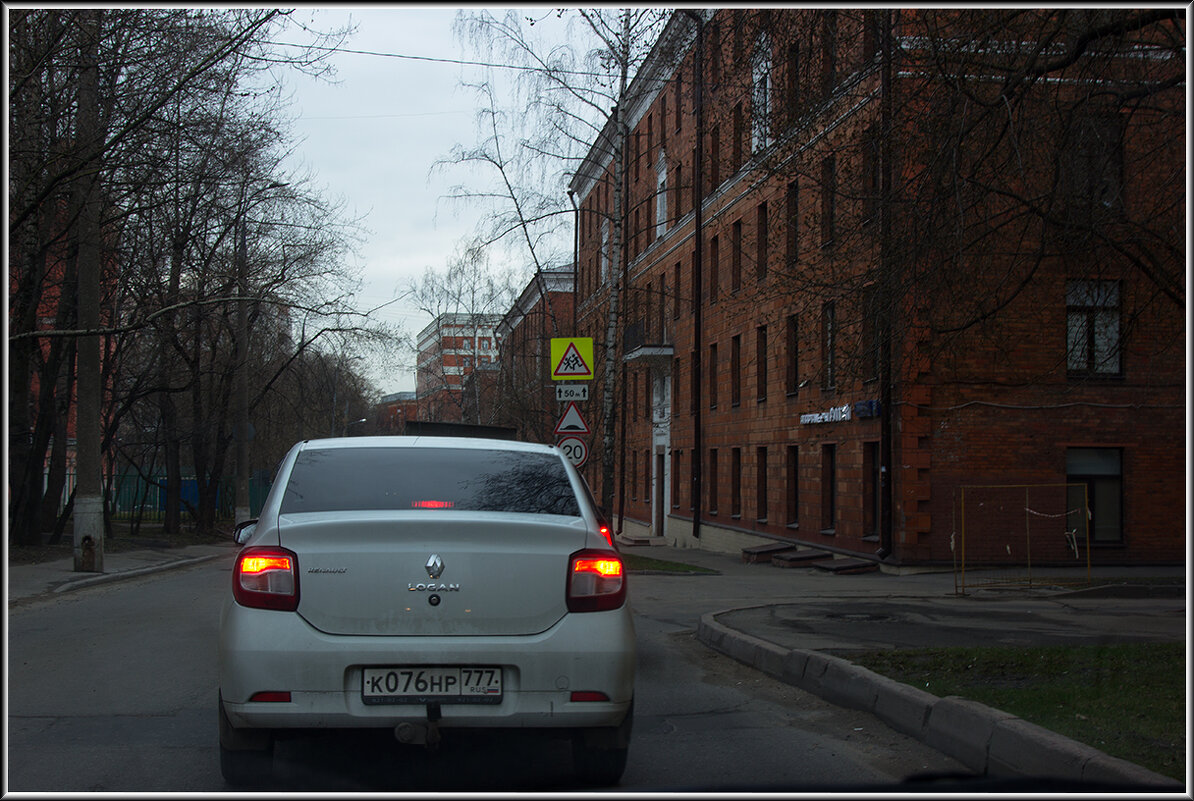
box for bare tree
[449,7,669,511]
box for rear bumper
[218,600,635,731]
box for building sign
[800,400,881,425]
[800,404,852,425]
[550,338,594,380]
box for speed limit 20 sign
[557,436,588,468]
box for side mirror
[234,519,258,545]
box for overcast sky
[277,7,577,397]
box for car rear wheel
[572,701,633,786]
[218,693,275,787]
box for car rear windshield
[279,446,582,517]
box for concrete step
[741,543,798,563]
[616,533,668,547]
[812,557,880,575]
[770,549,833,568]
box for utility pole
[73,9,104,572]
[234,216,251,526]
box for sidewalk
[7,537,1184,790]
[7,541,238,605]
[619,541,1185,791]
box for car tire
[572,701,633,786]
[218,693,275,787]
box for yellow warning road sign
[550,338,594,380]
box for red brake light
[598,524,613,546]
[567,549,626,612]
[233,546,299,611]
[411,500,455,509]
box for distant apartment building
[415,313,504,423]
[375,391,418,433]
[569,10,1185,566]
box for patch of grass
[847,642,1185,782]
[622,552,718,574]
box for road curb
[51,553,224,594]
[696,609,1181,790]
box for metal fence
[49,472,270,523]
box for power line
[275,41,607,79]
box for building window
[709,234,720,303]
[786,313,800,395]
[863,285,881,382]
[675,160,684,219]
[671,449,681,509]
[708,448,719,515]
[1067,280,1122,376]
[786,444,799,527]
[756,201,768,280]
[751,34,772,152]
[821,300,836,391]
[731,447,742,518]
[821,10,837,97]
[821,155,836,246]
[731,334,742,406]
[756,324,768,402]
[1066,448,1122,543]
[655,153,668,239]
[862,125,881,224]
[690,349,698,414]
[674,74,682,133]
[732,102,744,171]
[709,18,721,85]
[672,357,681,418]
[1059,115,1124,225]
[863,441,880,538]
[786,179,799,266]
[863,10,882,61]
[633,131,641,183]
[643,449,651,500]
[756,446,768,523]
[709,342,718,408]
[786,42,800,128]
[821,443,836,532]
[731,219,742,291]
[710,125,721,191]
[647,114,653,167]
[673,262,681,319]
[631,450,638,501]
[601,217,611,284]
[660,94,667,147]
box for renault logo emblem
[425,554,445,579]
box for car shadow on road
[265,728,592,792]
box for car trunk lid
[279,511,587,636]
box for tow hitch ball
[394,704,442,750]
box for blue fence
[53,473,270,522]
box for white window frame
[655,151,668,239]
[751,34,773,153]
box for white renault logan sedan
[218,436,635,787]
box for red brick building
[570,10,1185,567]
[415,313,504,423]
[493,266,577,443]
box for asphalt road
[6,553,967,792]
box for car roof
[296,436,561,456]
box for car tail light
[249,691,292,703]
[567,549,626,612]
[570,691,610,702]
[233,546,299,611]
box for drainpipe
[877,10,895,560]
[688,10,705,540]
